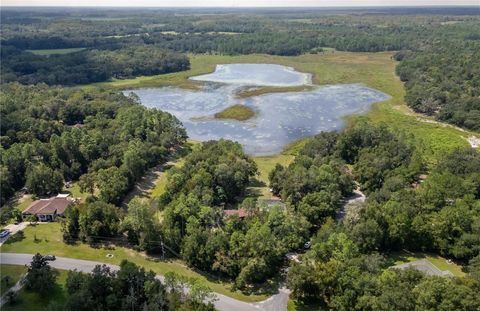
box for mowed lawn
[90,52,475,168]
[0,223,267,302]
[2,269,69,311]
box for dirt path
[393,105,479,148]
[336,187,366,223]
[122,161,176,206]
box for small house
[22,194,72,221]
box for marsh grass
[214,104,255,121]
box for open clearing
[26,48,86,55]
[388,250,465,277]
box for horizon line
[1,5,479,8]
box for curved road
[0,253,289,311]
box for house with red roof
[22,194,72,221]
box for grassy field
[0,223,267,302]
[249,138,309,198]
[90,52,476,168]
[214,104,255,121]
[62,182,91,202]
[26,48,86,55]
[2,269,68,311]
[251,154,294,198]
[0,265,27,296]
[236,85,314,98]
[388,250,465,277]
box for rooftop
[23,194,71,216]
[223,208,249,218]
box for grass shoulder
[214,104,255,121]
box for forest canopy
[0,83,187,205]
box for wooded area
[1,7,479,310]
[0,84,186,206]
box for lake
[125,64,389,155]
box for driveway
[0,222,29,247]
[0,253,288,311]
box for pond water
[190,63,312,86]
[125,64,389,156]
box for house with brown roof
[22,194,72,221]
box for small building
[22,194,72,222]
[223,208,249,219]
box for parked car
[44,255,56,261]
[0,230,10,238]
[303,241,311,249]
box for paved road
[0,253,289,311]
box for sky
[2,0,479,7]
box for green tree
[78,201,122,243]
[25,163,63,196]
[96,166,129,205]
[25,253,58,295]
[122,197,160,251]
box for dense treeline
[270,123,422,201]
[287,221,480,310]
[153,125,422,288]
[396,40,480,131]
[61,197,162,253]
[0,84,186,206]
[349,147,480,260]
[17,254,215,311]
[151,140,310,288]
[0,46,190,85]
[272,123,480,261]
[274,125,480,308]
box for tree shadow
[384,250,426,267]
[4,231,25,244]
[249,178,266,188]
[290,298,327,311]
